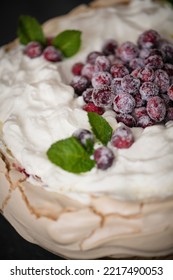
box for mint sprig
[47,137,95,174]
[17,15,46,45]
[52,30,82,57]
[88,112,113,145]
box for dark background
[0,0,92,260]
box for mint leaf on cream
[88,112,113,145]
[47,137,95,174]
[52,30,82,57]
[17,15,46,45]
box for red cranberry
[91,71,112,88]
[145,55,163,69]
[71,62,84,76]
[92,86,113,108]
[111,126,134,149]
[167,84,173,101]
[146,96,166,122]
[71,76,90,95]
[137,115,155,128]
[81,63,95,80]
[133,106,147,119]
[24,41,43,58]
[95,55,111,72]
[110,64,129,78]
[129,57,144,70]
[139,81,159,101]
[111,78,124,95]
[86,51,103,64]
[113,93,136,114]
[117,41,139,62]
[43,46,63,62]
[82,88,93,103]
[83,103,104,115]
[94,146,114,170]
[138,66,155,82]
[73,129,94,148]
[102,39,118,56]
[131,67,142,78]
[133,92,145,108]
[154,69,170,93]
[121,74,140,94]
[137,29,161,49]
[116,113,136,127]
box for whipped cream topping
[0,0,173,202]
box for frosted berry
[86,51,103,64]
[166,107,173,122]
[116,113,136,127]
[111,126,134,149]
[129,57,144,70]
[145,55,163,69]
[83,102,104,115]
[102,39,118,56]
[111,78,124,95]
[95,55,111,72]
[81,63,95,80]
[43,46,63,62]
[71,76,90,95]
[159,42,173,63]
[121,74,140,94]
[110,64,129,78]
[117,41,139,62]
[92,86,113,107]
[139,81,159,101]
[91,71,112,88]
[133,92,145,108]
[167,84,173,101]
[73,129,94,148]
[137,115,154,128]
[24,41,43,58]
[82,88,93,103]
[146,96,166,122]
[71,62,84,76]
[113,93,136,114]
[163,63,173,79]
[137,29,161,49]
[154,69,170,93]
[94,146,114,170]
[138,66,155,82]
[133,106,147,119]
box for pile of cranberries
[24,39,63,62]
[71,29,173,128]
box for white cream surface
[1,0,173,202]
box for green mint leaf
[47,137,95,174]
[88,112,113,145]
[52,30,81,57]
[17,15,46,45]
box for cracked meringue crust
[0,0,173,259]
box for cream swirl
[0,0,173,202]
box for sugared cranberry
[166,107,173,122]
[133,92,145,108]
[139,81,159,101]
[73,129,94,149]
[24,41,43,58]
[116,113,136,127]
[81,63,95,80]
[121,74,140,94]
[92,86,113,108]
[86,51,103,64]
[131,67,142,78]
[159,42,173,63]
[137,29,161,49]
[133,106,147,119]
[110,64,129,78]
[95,55,111,72]
[163,63,173,79]
[94,146,114,170]
[129,57,144,70]
[167,84,173,101]
[71,76,90,95]
[91,71,112,88]
[111,126,134,149]
[145,55,163,69]
[146,96,166,122]
[102,39,118,56]
[71,62,84,76]
[117,41,139,62]
[154,69,170,93]
[113,93,136,114]
[43,46,63,62]
[137,115,154,128]
[111,78,123,95]
[83,102,104,115]
[138,66,155,82]
[161,93,172,108]
[82,88,93,103]
[139,48,151,59]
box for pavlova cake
[0,0,173,259]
